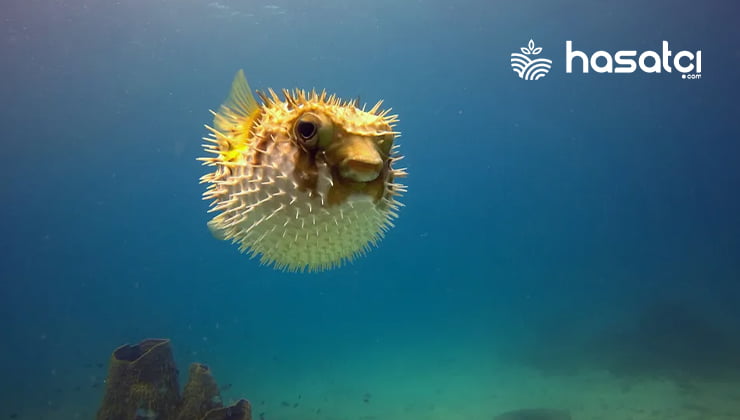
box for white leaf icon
[532,47,542,54]
[520,47,531,54]
[528,39,535,50]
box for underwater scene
[1,0,739,419]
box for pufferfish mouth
[340,156,383,182]
[335,134,384,182]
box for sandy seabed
[14,342,740,420]
[221,345,740,420]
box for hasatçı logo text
[511,39,553,80]
[566,41,701,78]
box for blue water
[1,0,739,419]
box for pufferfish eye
[294,113,321,147]
[297,121,317,140]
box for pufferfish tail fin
[207,218,228,241]
[213,69,261,132]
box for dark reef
[507,300,740,382]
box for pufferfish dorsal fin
[213,69,260,133]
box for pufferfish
[199,70,406,272]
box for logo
[511,39,553,80]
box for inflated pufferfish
[199,70,407,272]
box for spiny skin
[199,71,407,272]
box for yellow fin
[214,69,260,132]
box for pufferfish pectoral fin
[207,219,227,241]
[213,69,260,132]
